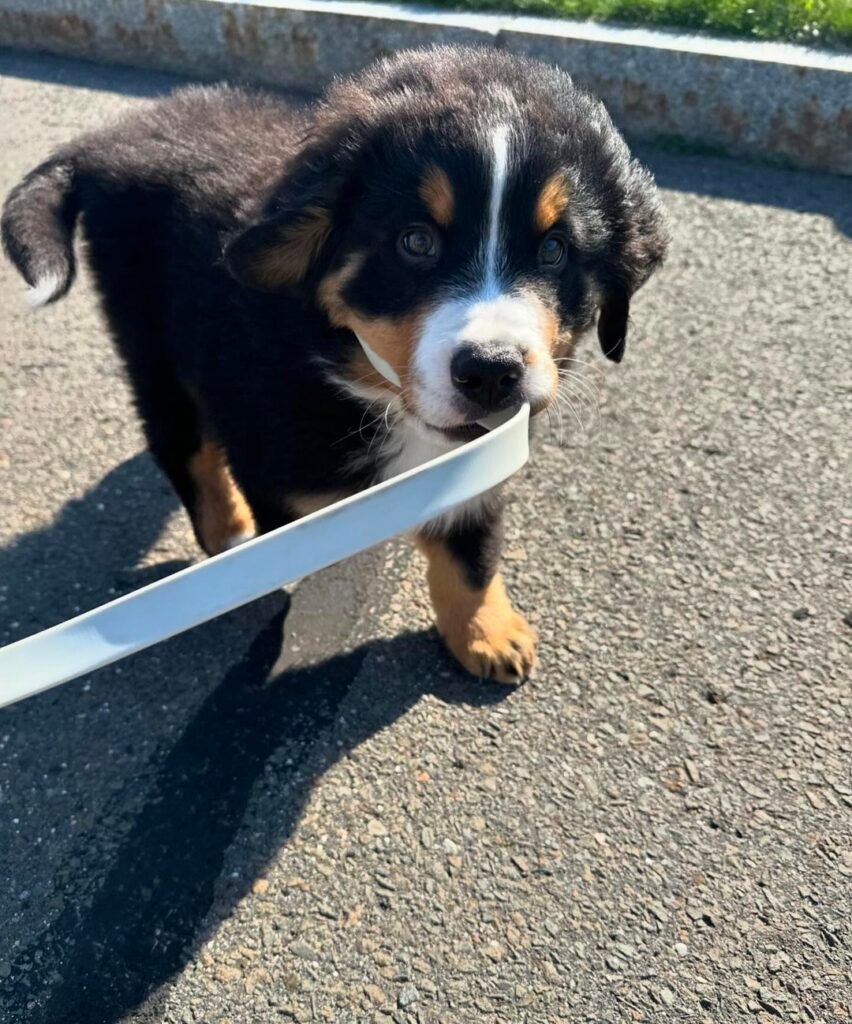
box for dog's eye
[399,225,439,264]
[538,233,566,270]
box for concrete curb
[1,0,850,173]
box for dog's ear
[596,158,668,362]
[225,142,351,291]
[597,283,630,364]
[225,203,334,291]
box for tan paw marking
[442,589,537,684]
[418,537,537,684]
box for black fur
[2,159,78,298]
[443,506,505,593]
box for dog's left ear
[597,283,630,363]
[224,140,352,292]
[597,158,668,362]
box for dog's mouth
[428,421,490,442]
[423,403,527,442]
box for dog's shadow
[0,453,190,647]
[0,454,510,1024]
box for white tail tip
[25,273,64,309]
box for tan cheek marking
[317,252,366,326]
[188,440,255,555]
[554,330,578,360]
[416,537,537,684]
[341,345,400,395]
[319,258,426,393]
[513,293,560,408]
[344,311,424,388]
[525,345,559,403]
[539,304,561,353]
[253,206,332,287]
[419,166,455,227]
[534,172,570,233]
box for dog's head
[226,47,668,441]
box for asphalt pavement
[0,48,850,1024]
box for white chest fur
[324,366,501,533]
[377,416,498,533]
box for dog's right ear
[595,157,668,363]
[596,283,630,364]
[225,204,333,291]
[225,143,349,291]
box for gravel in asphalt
[0,49,850,1024]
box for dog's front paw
[439,587,537,684]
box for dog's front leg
[416,510,536,684]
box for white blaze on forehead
[453,294,542,349]
[482,124,511,295]
[408,115,556,428]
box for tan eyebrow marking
[534,172,570,232]
[419,166,455,227]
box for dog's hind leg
[185,436,256,554]
[125,362,255,556]
[80,186,255,556]
[125,357,255,555]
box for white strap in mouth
[353,330,517,432]
[354,330,402,388]
[0,404,530,707]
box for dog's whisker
[382,400,394,433]
[374,406,404,461]
[367,399,401,455]
[556,368,604,395]
[556,360,601,384]
[552,381,599,444]
[557,370,601,408]
[556,380,596,416]
[560,393,589,441]
[553,354,604,374]
[556,362,600,381]
[546,398,566,447]
[330,398,388,447]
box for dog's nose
[450,345,524,411]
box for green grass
[425,0,852,49]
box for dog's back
[1,84,303,310]
[1,84,315,551]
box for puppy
[2,46,667,683]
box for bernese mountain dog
[2,46,667,683]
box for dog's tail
[1,156,80,308]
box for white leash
[0,403,530,708]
